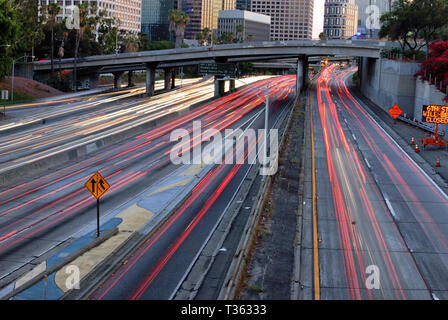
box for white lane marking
[364,158,371,169]
[385,198,397,220]
[349,86,448,202]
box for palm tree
[73,3,97,91]
[319,32,329,40]
[236,24,244,42]
[44,2,61,78]
[169,9,190,48]
[202,27,211,45]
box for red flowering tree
[415,39,448,102]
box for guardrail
[398,114,446,136]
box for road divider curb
[0,92,218,187]
[60,162,217,300]
[1,227,118,300]
[217,93,298,300]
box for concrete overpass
[33,40,392,96]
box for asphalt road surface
[0,75,296,299]
[84,76,297,300]
[311,65,448,300]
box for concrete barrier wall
[414,78,448,138]
[360,57,420,116]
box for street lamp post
[233,76,271,165]
[11,55,35,102]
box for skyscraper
[38,0,142,35]
[355,0,390,38]
[182,0,235,39]
[250,0,314,40]
[141,0,176,41]
[236,0,251,10]
[323,0,358,39]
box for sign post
[420,104,447,147]
[198,63,236,76]
[85,171,110,237]
[1,90,8,118]
[388,104,403,120]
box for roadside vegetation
[379,0,448,101]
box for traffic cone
[411,137,415,145]
[436,157,441,167]
[415,144,419,153]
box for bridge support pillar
[214,76,225,97]
[88,72,100,89]
[113,71,124,90]
[229,79,235,92]
[296,60,304,94]
[296,57,309,94]
[164,68,172,90]
[303,56,309,88]
[171,69,176,89]
[145,64,156,96]
[127,71,134,87]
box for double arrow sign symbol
[85,171,110,199]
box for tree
[168,9,190,48]
[71,2,100,91]
[236,24,244,42]
[96,10,121,54]
[414,39,448,102]
[14,0,44,59]
[219,32,235,44]
[147,40,175,51]
[319,32,328,40]
[0,0,19,80]
[196,27,211,46]
[41,2,60,78]
[138,33,151,51]
[379,0,448,54]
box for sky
[313,0,326,39]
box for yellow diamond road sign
[85,171,110,199]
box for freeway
[309,65,448,299]
[0,74,296,298]
[83,75,296,300]
[0,78,203,171]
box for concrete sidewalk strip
[1,219,120,300]
[2,162,212,300]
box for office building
[218,9,270,41]
[250,0,314,40]
[39,0,142,34]
[323,0,358,39]
[182,0,235,39]
[236,0,251,10]
[355,0,391,38]
[141,0,177,41]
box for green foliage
[379,0,448,53]
[381,47,426,61]
[148,40,174,51]
[0,0,19,80]
[45,75,71,92]
[239,62,254,75]
[352,71,359,85]
[196,28,212,46]
[14,0,44,57]
[319,32,328,40]
[169,9,190,48]
[218,32,236,44]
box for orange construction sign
[85,171,110,199]
[388,104,403,119]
